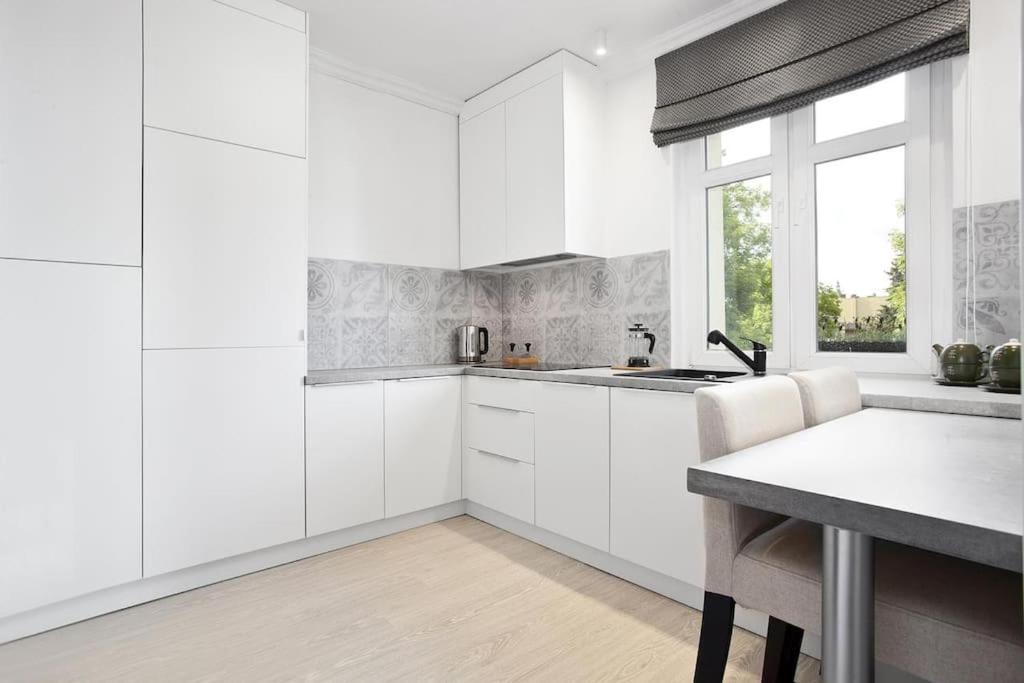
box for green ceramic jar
[936,340,990,383]
[989,339,1021,388]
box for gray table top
[688,408,1023,572]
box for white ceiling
[289,0,724,101]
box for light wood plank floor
[0,516,820,682]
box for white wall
[602,66,673,258]
[309,70,460,269]
[952,0,1022,206]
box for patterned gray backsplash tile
[307,250,672,370]
[953,200,1020,349]
[500,251,671,367]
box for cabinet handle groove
[394,376,451,383]
[475,448,521,463]
[472,403,524,413]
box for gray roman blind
[651,0,969,147]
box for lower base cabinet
[610,388,705,586]
[143,347,305,576]
[534,382,610,551]
[305,381,385,537]
[384,376,462,518]
[0,260,141,618]
[463,448,534,523]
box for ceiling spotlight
[595,29,607,57]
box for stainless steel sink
[619,368,748,382]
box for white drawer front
[464,449,534,524]
[465,376,535,412]
[465,403,534,464]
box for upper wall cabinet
[0,0,141,265]
[144,0,307,157]
[459,51,604,269]
[459,104,507,269]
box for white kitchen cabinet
[384,377,462,518]
[464,376,536,412]
[505,76,565,262]
[534,382,610,551]
[144,0,307,156]
[463,449,535,524]
[458,51,604,268]
[0,0,141,265]
[143,348,305,576]
[0,260,141,618]
[459,104,507,268]
[464,403,534,464]
[305,382,385,537]
[610,389,705,587]
[143,128,306,350]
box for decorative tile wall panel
[953,200,1020,349]
[308,250,671,370]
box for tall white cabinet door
[459,104,507,269]
[0,261,141,618]
[384,377,462,518]
[505,75,565,263]
[305,382,385,537]
[534,383,609,551]
[0,0,141,265]
[143,128,307,350]
[610,389,705,586]
[144,0,307,156]
[143,348,305,576]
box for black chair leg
[694,591,736,683]
[761,616,804,683]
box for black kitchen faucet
[707,329,767,376]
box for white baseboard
[0,501,466,645]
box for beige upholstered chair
[693,375,807,681]
[789,366,861,427]
[694,368,1024,683]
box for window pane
[816,146,906,353]
[706,118,771,169]
[707,175,773,350]
[814,74,906,142]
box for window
[815,147,906,353]
[680,65,944,373]
[707,176,774,348]
[706,117,771,169]
[814,73,906,142]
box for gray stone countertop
[688,408,1023,572]
[305,366,1020,418]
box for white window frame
[677,64,951,374]
[680,116,791,370]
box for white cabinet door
[459,104,506,268]
[143,128,307,350]
[143,348,305,576]
[0,260,141,618]
[505,75,565,263]
[610,389,705,586]
[534,382,609,551]
[305,382,385,537]
[384,377,462,518]
[463,449,534,524]
[0,0,141,265]
[144,0,306,156]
